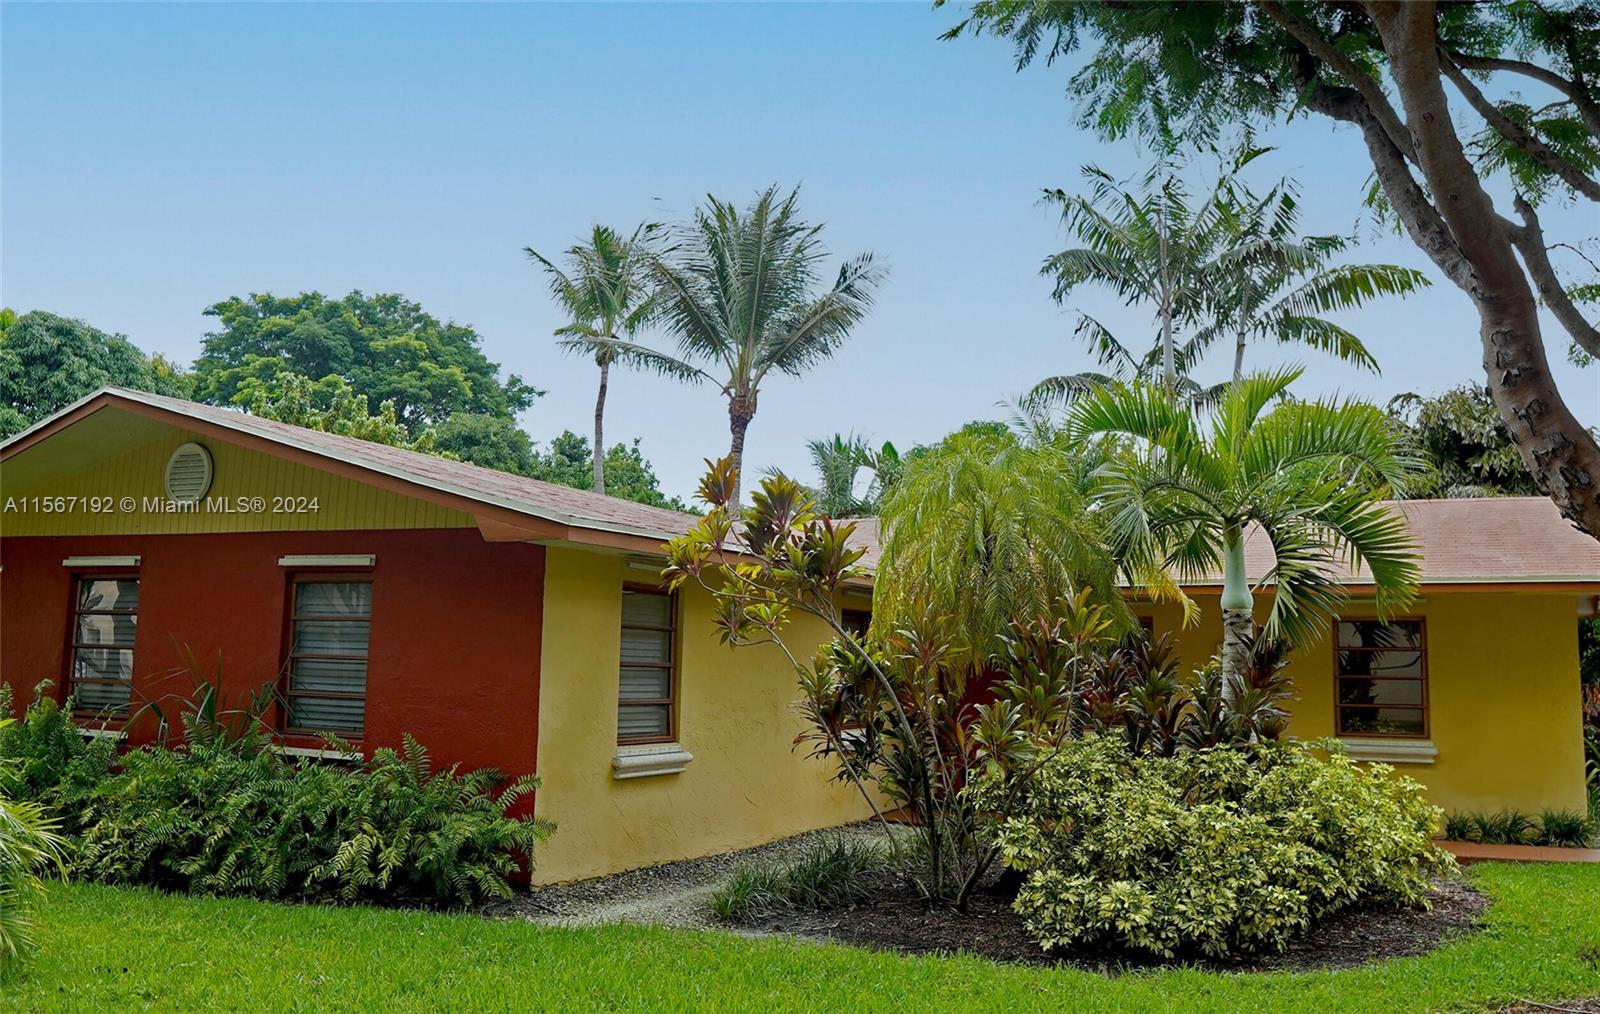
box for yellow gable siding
[1137,591,1588,815]
[1,427,474,536]
[532,545,869,884]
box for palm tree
[799,433,902,517]
[874,426,1133,669]
[1066,367,1424,688]
[638,186,884,505]
[1030,148,1425,409]
[525,224,699,495]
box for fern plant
[0,715,70,978]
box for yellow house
[2,389,1594,883]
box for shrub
[1442,811,1476,842]
[0,683,114,833]
[711,833,891,921]
[1536,810,1596,848]
[977,736,1452,959]
[1471,810,1539,846]
[0,712,71,979]
[72,735,550,906]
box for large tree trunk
[592,359,609,496]
[1360,3,1600,538]
[726,392,755,507]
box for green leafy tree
[526,224,697,495]
[1388,383,1543,497]
[239,371,428,451]
[943,0,1600,538]
[1066,367,1424,689]
[585,186,884,504]
[429,413,536,476]
[0,310,190,438]
[193,291,539,435]
[1031,145,1424,408]
[529,430,689,511]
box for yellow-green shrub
[975,736,1452,958]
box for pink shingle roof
[9,389,1599,585]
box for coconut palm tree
[1030,149,1425,408]
[525,224,699,495]
[1066,367,1424,689]
[637,186,884,505]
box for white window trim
[274,744,362,762]
[612,742,693,780]
[277,554,375,568]
[1339,737,1438,765]
[62,555,140,568]
[78,726,126,742]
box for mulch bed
[740,875,1491,973]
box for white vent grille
[164,442,213,503]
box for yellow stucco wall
[532,545,870,884]
[1,425,474,536]
[1136,591,1589,815]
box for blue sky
[5,2,1596,502]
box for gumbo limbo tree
[945,0,1600,538]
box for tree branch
[1256,0,1418,162]
[1439,51,1600,203]
[1446,49,1600,137]
[1509,195,1600,357]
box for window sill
[78,726,127,742]
[1339,737,1437,765]
[274,743,362,762]
[612,743,693,780]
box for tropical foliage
[586,186,884,503]
[942,0,1600,538]
[984,736,1450,958]
[0,701,70,979]
[193,291,539,435]
[237,370,431,451]
[527,223,695,494]
[1031,144,1423,407]
[0,680,550,908]
[797,433,903,517]
[1066,368,1423,685]
[0,309,190,438]
[1387,383,1544,497]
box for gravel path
[484,822,888,930]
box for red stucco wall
[0,529,545,779]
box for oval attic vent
[164,442,214,503]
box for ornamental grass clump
[975,736,1452,959]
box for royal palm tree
[638,186,884,504]
[1066,367,1424,689]
[1030,148,1424,408]
[525,224,698,495]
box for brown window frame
[281,574,374,737]
[1333,615,1429,740]
[841,608,872,640]
[618,583,678,746]
[65,573,141,717]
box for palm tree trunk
[592,359,609,495]
[1232,272,1251,384]
[727,394,754,507]
[1219,526,1254,700]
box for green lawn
[7,864,1600,1012]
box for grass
[712,832,892,920]
[6,865,1600,1012]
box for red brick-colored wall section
[0,529,545,778]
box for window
[68,577,140,715]
[284,579,372,734]
[841,608,872,639]
[619,586,676,744]
[1136,616,1155,640]
[1335,619,1427,738]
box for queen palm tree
[1066,367,1424,689]
[626,186,883,505]
[1029,149,1425,409]
[798,433,902,517]
[525,224,699,495]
